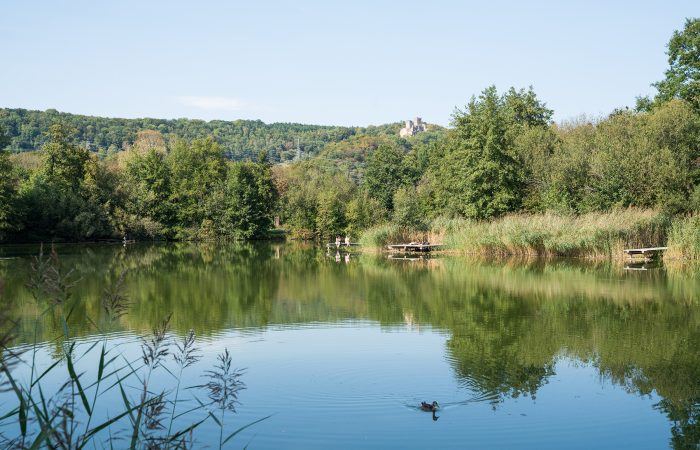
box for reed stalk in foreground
[0,248,268,449]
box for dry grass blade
[174,329,200,370]
[142,314,172,371]
[102,270,130,322]
[204,349,246,413]
[26,244,80,306]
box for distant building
[399,117,427,138]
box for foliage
[392,185,425,231]
[361,144,416,211]
[275,160,355,239]
[206,159,276,240]
[437,209,670,258]
[666,215,700,260]
[344,192,386,238]
[0,107,407,162]
[427,86,550,220]
[0,125,19,240]
[653,18,700,111]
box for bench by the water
[623,246,667,261]
[387,243,443,252]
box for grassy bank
[358,223,441,250]
[360,209,673,259]
[666,215,700,260]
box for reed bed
[665,215,700,261]
[439,209,670,259]
[360,209,672,259]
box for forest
[1,18,699,252]
[0,108,409,162]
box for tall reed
[665,215,700,260]
[436,209,669,259]
[0,247,268,448]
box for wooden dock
[326,242,360,250]
[623,246,667,261]
[386,243,443,253]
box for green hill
[0,107,442,163]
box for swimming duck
[420,401,439,412]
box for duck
[420,401,439,412]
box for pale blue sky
[1,1,698,126]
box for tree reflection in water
[0,242,698,448]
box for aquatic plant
[666,214,700,261]
[436,209,669,258]
[0,248,268,449]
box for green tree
[345,193,385,238]
[123,148,174,237]
[392,185,424,230]
[315,190,346,240]
[0,125,19,240]
[581,101,699,213]
[431,86,533,219]
[168,137,226,237]
[41,123,90,190]
[207,159,277,240]
[654,18,700,111]
[362,144,413,211]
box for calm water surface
[0,242,698,449]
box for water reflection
[0,242,698,448]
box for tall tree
[168,137,226,235]
[0,125,18,239]
[41,123,90,190]
[208,157,277,240]
[654,18,700,111]
[123,148,174,237]
[431,86,534,219]
[362,144,414,211]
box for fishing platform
[623,246,667,261]
[386,243,443,252]
[326,242,360,251]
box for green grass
[358,223,431,249]
[419,209,670,259]
[666,215,700,260]
[357,209,700,260]
[440,209,670,258]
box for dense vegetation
[0,125,277,241]
[0,19,699,252]
[270,18,700,246]
[0,108,409,162]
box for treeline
[0,125,276,241]
[1,19,699,245]
[0,107,409,162]
[277,19,700,243]
[277,91,699,241]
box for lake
[0,242,698,449]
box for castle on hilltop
[399,117,427,137]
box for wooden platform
[387,255,430,261]
[623,246,667,261]
[326,242,360,250]
[623,246,668,255]
[386,243,443,252]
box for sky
[1,0,698,127]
